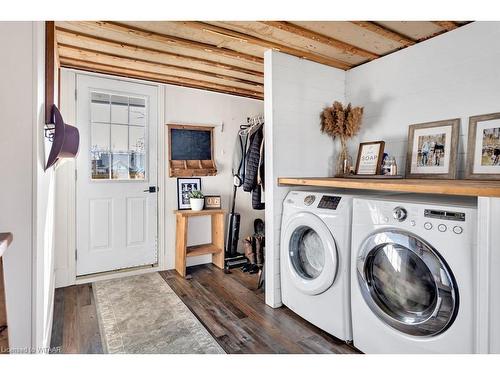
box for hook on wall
[44,123,56,142]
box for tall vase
[335,137,352,177]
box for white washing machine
[351,194,478,353]
[280,190,354,342]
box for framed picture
[204,195,221,209]
[177,178,202,210]
[406,119,460,179]
[466,112,500,180]
[355,141,385,175]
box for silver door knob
[392,207,407,222]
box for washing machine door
[283,212,338,295]
[357,229,458,337]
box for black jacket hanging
[243,125,265,210]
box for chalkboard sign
[167,124,217,177]
[171,128,212,160]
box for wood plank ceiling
[55,21,470,100]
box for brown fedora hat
[45,105,80,170]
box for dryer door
[357,229,458,337]
[283,212,338,295]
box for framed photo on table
[204,195,222,209]
[177,178,202,210]
[355,141,385,175]
[466,112,500,180]
[406,119,460,179]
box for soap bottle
[390,157,398,176]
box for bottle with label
[390,157,398,176]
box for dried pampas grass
[321,101,363,140]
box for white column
[477,196,500,353]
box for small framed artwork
[355,141,385,175]
[466,112,500,180]
[406,119,460,179]
[177,178,202,210]
[204,195,222,209]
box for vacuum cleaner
[224,178,248,271]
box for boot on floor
[241,236,255,272]
[255,235,264,268]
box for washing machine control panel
[318,195,342,210]
[424,209,466,221]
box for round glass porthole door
[283,212,338,295]
[289,226,325,279]
[357,229,458,337]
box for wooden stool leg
[211,213,225,269]
[175,215,188,277]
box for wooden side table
[174,209,225,277]
[0,233,13,354]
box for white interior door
[76,74,158,276]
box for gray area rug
[93,272,225,354]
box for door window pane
[289,226,325,279]
[129,153,145,180]
[111,95,129,124]
[129,126,145,153]
[111,125,129,153]
[129,97,146,126]
[91,93,110,123]
[129,127,146,180]
[91,152,110,179]
[91,123,110,152]
[111,153,130,180]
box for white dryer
[351,195,477,353]
[281,191,354,342]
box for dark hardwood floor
[50,283,103,353]
[51,264,360,354]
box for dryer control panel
[318,195,342,210]
[424,209,466,221]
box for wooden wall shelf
[278,177,500,197]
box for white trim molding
[477,197,500,353]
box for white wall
[346,22,500,177]
[163,84,264,268]
[264,50,346,307]
[0,21,55,351]
[55,70,264,284]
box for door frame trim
[56,68,166,286]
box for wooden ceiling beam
[260,21,379,60]
[179,21,352,70]
[56,27,263,78]
[58,43,263,89]
[59,57,263,100]
[432,21,459,31]
[89,21,263,65]
[350,21,416,47]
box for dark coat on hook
[243,125,265,210]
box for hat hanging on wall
[44,104,80,170]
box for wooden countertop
[278,177,500,197]
[0,233,13,258]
